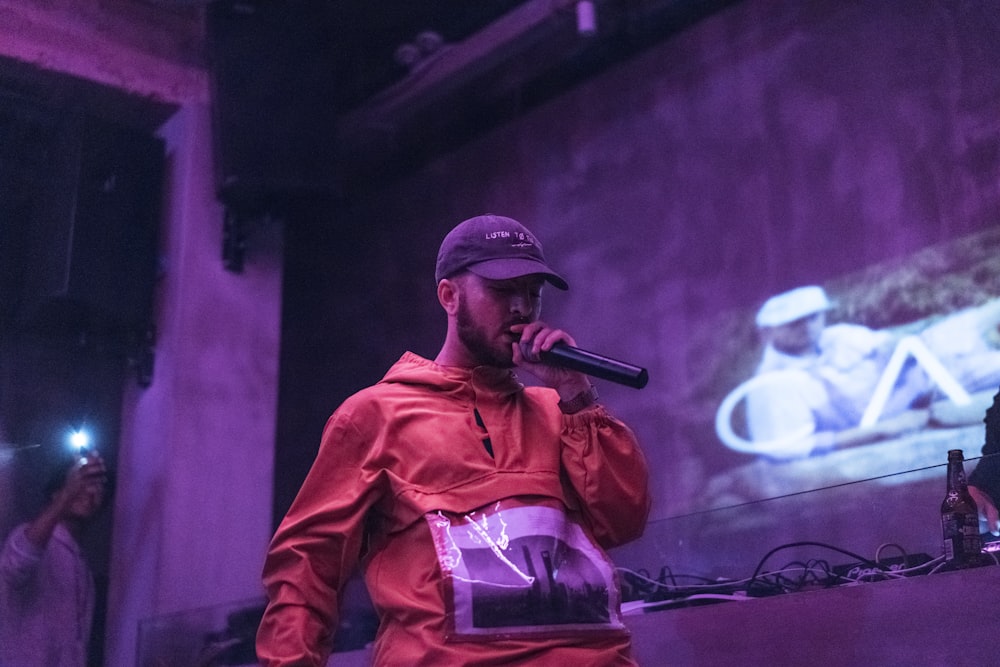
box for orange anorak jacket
[257,352,651,666]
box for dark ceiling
[1,0,741,196]
[0,0,740,450]
[200,0,736,112]
[200,0,742,187]
[0,0,746,292]
[290,0,537,114]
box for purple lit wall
[1,2,281,664]
[277,0,1000,575]
[107,105,283,667]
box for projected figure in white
[716,286,1000,460]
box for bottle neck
[946,459,968,494]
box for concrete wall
[107,104,282,666]
[1,1,282,663]
[0,0,204,106]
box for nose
[509,291,532,316]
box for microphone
[539,343,649,389]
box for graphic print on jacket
[425,497,626,641]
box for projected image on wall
[689,226,1000,512]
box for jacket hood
[381,352,524,398]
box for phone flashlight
[69,430,92,464]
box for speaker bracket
[126,325,156,388]
[222,205,248,273]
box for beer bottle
[941,449,982,568]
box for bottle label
[942,511,982,565]
[943,537,955,562]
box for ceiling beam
[336,0,582,175]
[334,0,743,190]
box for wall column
[107,103,282,665]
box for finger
[80,467,107,488]
[512,321,542,343]
[511,339,525,365]
[514,323,546,361]
[535,328,575,353]
[80,462,105,479]
[518,337,542,363]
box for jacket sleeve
[559,404,651,548]
[256,405,383,667]
[0,525,44,588]
[969,390,1000,506]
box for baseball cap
[755,285,833,327]
[435,214,569,290]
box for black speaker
[207,0,341,208]
[12,111,164,336]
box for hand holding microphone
[511,322,649,389]
[538,343,648,388]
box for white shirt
[745,323,902,458]
[0,522,94,667]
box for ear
[437,278,460,315]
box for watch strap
[558,385,599,414]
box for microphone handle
[539,343,649,389]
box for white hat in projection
[755,285,834,328]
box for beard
[456,298,515,368]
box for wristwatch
[558,385,599,414]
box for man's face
[768,311,826,356]
[66,482,105,520]
[454,273,544,367]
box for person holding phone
[0,451,108,667]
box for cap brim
[757,302,833,328]
[467,258,569,290]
